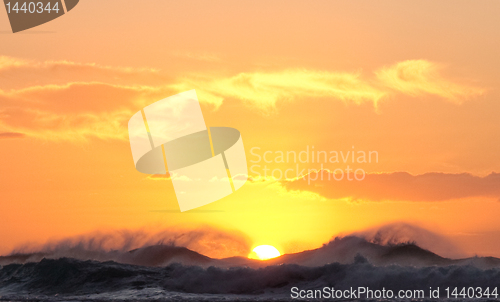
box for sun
[248,245,281,260]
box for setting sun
[248,245,281,260]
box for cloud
[0,82,176,141]
[0,56,28,69]
[172,69,387,111]
[376,60,484,103]
[0,56,175,141]
[0,132,25,139]
[0,56,485,141]
[171,60,483,111]
[0,56,162,90]
[283,170,500,202]
[0,55,159,73]
[0,132,26,139]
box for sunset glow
[1,1,500,261]
[249,245,281,260]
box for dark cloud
[284,170,500,202]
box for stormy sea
[1,226,500,301]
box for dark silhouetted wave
[2,237,500,301]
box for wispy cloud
[0,55,159,73]
[172,69,387,110]
[0,56,485,141]
[0,56,163,91]
[0,82,175,141]
[0,56,28,69]
[172,61,483,110]
[376,60,484,103]
[0,132,25,139]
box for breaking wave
[1,224,500,300]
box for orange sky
[1,0,500,257]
